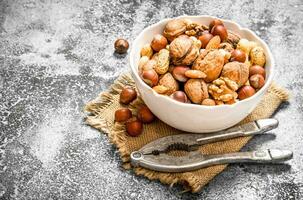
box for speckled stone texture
[0,0,302,199]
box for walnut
[163,19,187,42]
[226,31,241,48]
[185,29,196,36]
[170,35,200,65]
[158,72,179,95]
[185,22,207,36]
[192,49,225,82]
[170,35,192,63]
[208,77,238,102]
[221,61,249,87]
[184,79,209,104]
[155,49,170,74]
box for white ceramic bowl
[129,15,274,133]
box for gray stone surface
[0,0,303,199]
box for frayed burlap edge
[84,73,289,193]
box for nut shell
[170,91,188,103]
[120,87,137,104]
[138,56,150,73]
[249,74,265,89]
[192,49,225,82]
[151,34,168,52]
[180,37,201,65]
[201,98,216,106]
[126,117,143,137]
[209,19,223,32]
[198,33,213,49]
[238,85,256,100]
[226,31,241,48]
[221,61,249,87]
[211,25,227,41]
[142,69,159,87]
[163,19,187,41]
[114,39,129,54]
[184,79,209,104]
[115,108,132,122]
[152,85,169,94]
[155,49,170,74]
[249,65,266,78]
[172,66,190,82]
[230,49,246,63]
[219,42,234,53]
[170,35,193,65]
[140,44,153,58]
[158,73,179,95]
[250,46,266,67]
[137,105,155,123]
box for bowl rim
[129,15,274,109]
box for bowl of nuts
[129,15,274,133]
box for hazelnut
[172,66,190,82]
[249,65,266,78]
[238,86,256,100]
[201,98,216,106]
[151,34,168,52]
[170,91,188,103]
[230,49,246,63]
[120,87,137,104]
[198,33,213,49]
[209,19,223,32]
[126,117,143,137]
[142,69,159,87]
[115,108,132,122]
[137,105,155,123]
[140,44,153,58]
[249,74,265,89]
[114,39,129,54]
[211,25,228,41]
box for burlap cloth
[84,73,289,193]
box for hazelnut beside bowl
[130,15,274,133]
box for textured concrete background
[0,0,303,199]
